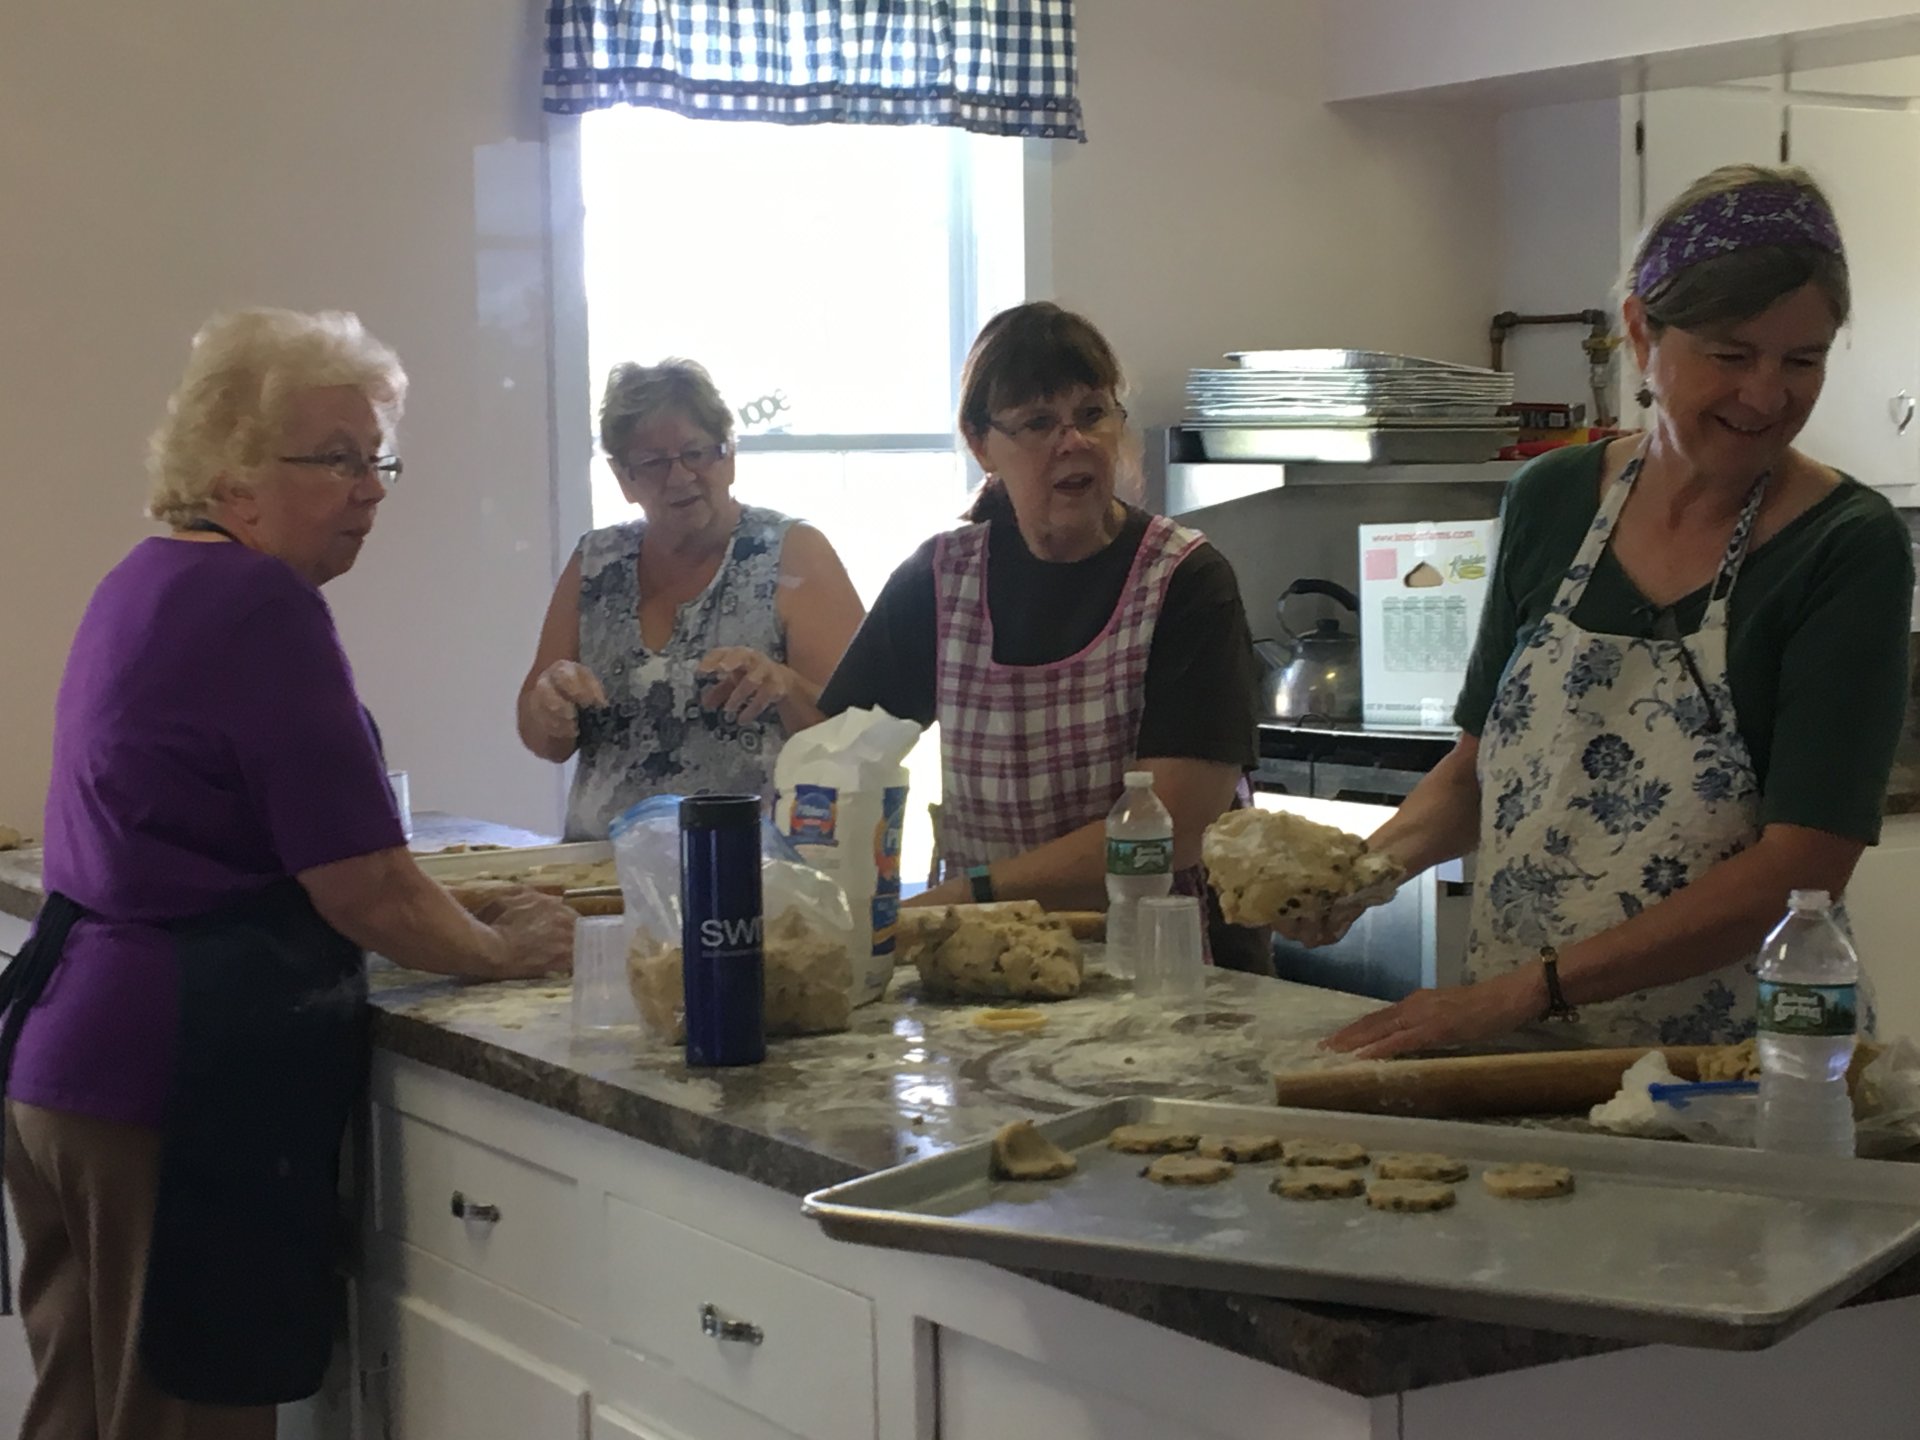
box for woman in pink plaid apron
[819,304,1263,965]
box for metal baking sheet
[802,1096,1920,1349]
[413,840,613,882]
[1224,349,1501,375]
[1193,425,1512,464]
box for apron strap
[0,892,91,1315]
[1549,442,1770,630]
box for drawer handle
[450,1191,501,1224]
[700,1302,764,1346]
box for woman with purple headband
[1307,164,1915,1057]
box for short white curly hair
[146,308,408,526]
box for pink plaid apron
[933,513,1204,870]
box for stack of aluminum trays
[1184,350,1517,464]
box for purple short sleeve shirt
[12,538,404,1128]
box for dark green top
[1455,441,1915,844]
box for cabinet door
[369,1291,588,1440]
[1786,103,1920,493]
[1631,88,1786,418]
[1640,88,1782,227]
[592,1405,677,1440]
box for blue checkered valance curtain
[543,1,1085,140]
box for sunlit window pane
[583,107,960,437]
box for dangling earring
[1635,383,1654,409]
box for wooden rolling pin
[1272,1046,1722,1119]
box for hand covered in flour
[1321,968,1547,1061]
[697,646,795,724]
[527,660,608,751]
[468,885,576,980]
[1271,891,1378,950]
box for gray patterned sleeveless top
[565,505,797,839]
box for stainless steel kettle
[1255,579,1362,722]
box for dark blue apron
[0,881,367,1406]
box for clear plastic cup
[571,915,633,1030]
[386,769,413,841]
[1134,895,1205,1004]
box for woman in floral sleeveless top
[518,360,864,839]
[1313,165,1914,1059]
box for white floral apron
[1465,449,1774,1046]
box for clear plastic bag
[608,796,861,1044]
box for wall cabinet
[1633,85,1920,503]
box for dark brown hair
[958,302,1125,523]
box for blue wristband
[967,864,995,903]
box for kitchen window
[579,104,1029,605]
[574,105,1031,880]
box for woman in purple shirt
[3,308,574,1440]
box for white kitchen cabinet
[1784,103,1920,494]
[1640,86,1784,224]
[593,1405,681,1440]
[599,1198,876,1440]
[1631,86,1920,500]
[365,1289,589,1440]
[1844,813,1920,1041]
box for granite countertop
[5,826,1920,1397]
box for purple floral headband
[1633,183,1843,296]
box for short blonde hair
[598,358,733,464]
[146,308,408,526]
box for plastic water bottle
[1105,772,1174,976]
[1755,889,1860,1158]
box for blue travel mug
[680,795,765,1067]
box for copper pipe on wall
[1489,308,1618,427]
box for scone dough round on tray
[1195,1134,1285,1163]
[1373,1152,1469,1183]
[1482,1162,1575,1199]
[1272,1167,1366,1200]
[1143,1154,1235,1186]
[988,1120,1077,1181]
[1282,1139,1369,1169]
[1108,1124,1200,1154]
[1365,1178,1457,1212]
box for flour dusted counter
[3,847,1920,1440]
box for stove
[1254,720,1457,805]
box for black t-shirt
[819,509,1259,768]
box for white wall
[1494,99,1628,413]
[1051,0,1504,427]
[1326,0,1920,101]
[0,0,1505,834]
[0,0,567,835]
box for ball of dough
[1201,807,1403,929]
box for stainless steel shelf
[1167,460,1519,516]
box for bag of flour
[772,707,922,1005]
